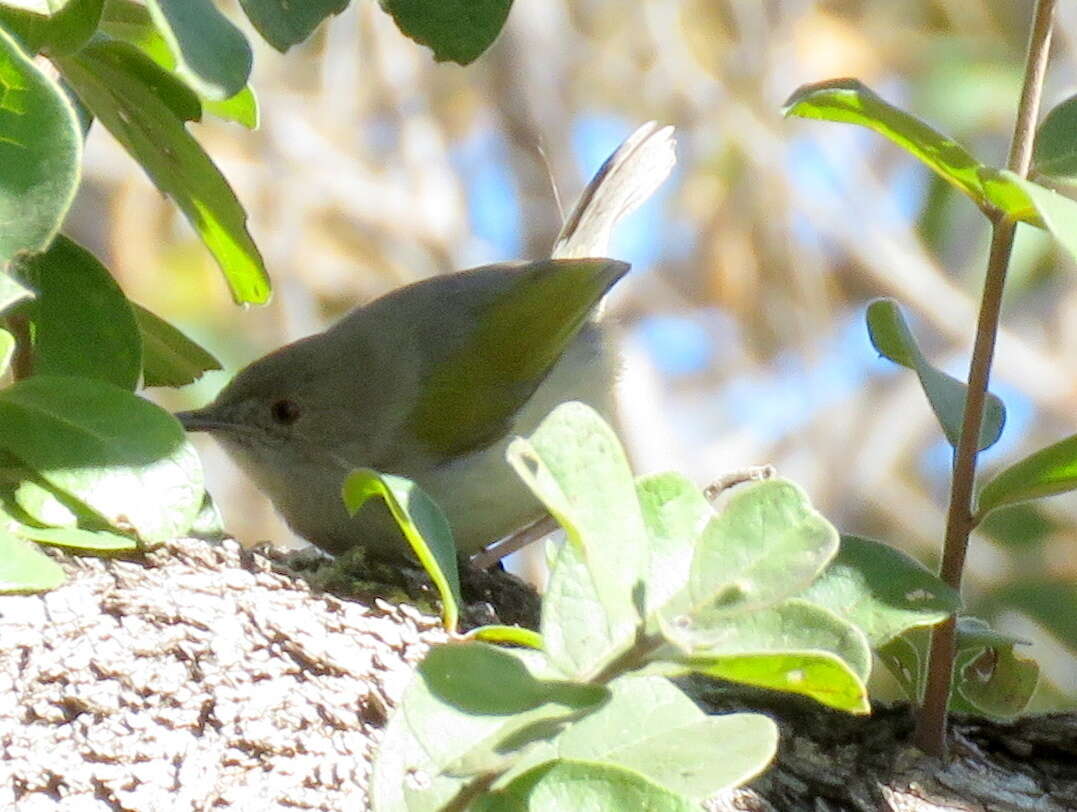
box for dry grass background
[62,0,1077,709]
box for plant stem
[913,0,1056,757]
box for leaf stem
[913,0,1056,757]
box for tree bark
[1,539,1073,810]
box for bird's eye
[270,399,301,425]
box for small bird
[177,122,676,561]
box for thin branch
[913,0,1057,758]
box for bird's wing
[406,257,628,461]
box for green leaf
[662,598,872,683]
[1033,94,1077,182]
[491,760,696,811]
[57,40,270,304]
[14,235,142,389]
[14,522,137,551]
[636,471,712,615]
[879,617,1037,717]
[979,579,1077,654]
[100,0,181,71]
[683,650,870,713]
[658,478,838,624]
[372,648,585,810]
[419,643,607,715]
[101,0,259,129]
[0,527,64,592]
[0,328,13,376]
[798,534,961,647]
[866,298,1005,451]
[145,0,251,100]
[551,675,777,802]
[0,375,204,541]
[540,531,616,678]
[998,173,1077,268]
[0,0,74,14]
[379,0,512,65]
[132,303,221,387]
[978,168,1041,224]
[465,625,544,649]
[953,642,1039,719]
[783,79,987,209]
[203,85,258,129]
[341,468,461,631]
[0,272,33,313]
[0,24,81,266]
[977,433,1077,518]
[508,402,649,672]
[238,0,347,52]
[0,0,103,55]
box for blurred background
[63,0,1077,709]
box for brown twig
[913,0,1057,758]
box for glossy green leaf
[491,760,696,811]
[999,173,1077,268]
[636,471,712,615]
[0,527,64,593]
[238,0,347,52]
[57,40,270,304]
[465,625,544,649]
[342,468,461,630]
[145,0,251,100]
[0,0,103,54]
[977,433,1077,518]
[14,235,142,389]
[133,303,222,387]
[979,579,1077,654]
[1033,94,1077,181]
[552,676,777,801]
[0,25,81,266]
[682,650,870,713]
[783,79,985,208]
[978,168,1041,224]
[0,375,204,541]
[203,85,258,129]
[866,298,1005,451]
[379,0,512,65]
[15,522,137,551]
[798,534,961,647]
[783,79,1040,224]
[102,0,259,129]
[100,0,172,61]
[0,328,13,375]
[419,643,606,715]
[658,478,838,624]
[508,402,649,673]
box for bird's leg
[470,514,560,570]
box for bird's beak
[174,408,229,433]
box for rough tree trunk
[1,539,1074,810]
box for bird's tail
[551,121,677,260]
